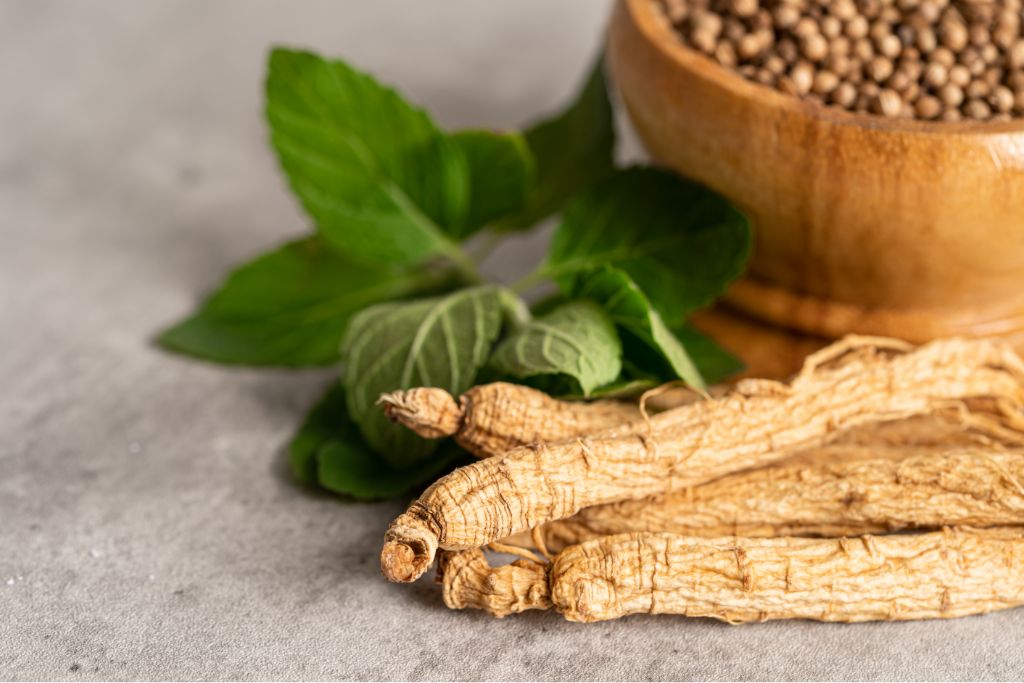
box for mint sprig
[158,46,752,499]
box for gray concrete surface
[2,1,1023,680]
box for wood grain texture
[607,0,1024,345]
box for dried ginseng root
[519,448,1024,552]
[440,528,1024,623]
[377,382,655,458]
[381,336,1024,583]
[385,383,1024,461]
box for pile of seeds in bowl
[658,0,1024,120]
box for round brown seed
[813,69,840,94]
[845,15,870,39]
[924,62,948,87]
[915,94,943,119]
[832,81,858,107]
[729,0,758,19]
[802,33,830,61]
[992,86,1015,113]
[874,88,904,116]
[965,98,992,119]
[790,61,815,94]
[939,82,965,107]
[939,16,968,51]
[868,56,895,82]
[948,64,971,87]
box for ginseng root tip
[377,388,463,440]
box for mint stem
[510,265,557,293]
[443,243,484,285]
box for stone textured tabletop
[3,1,1023,680]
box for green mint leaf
[672,323,744,384]
[489,299,622,397]
[497,286,532,331]
[157,238,446,366]
[449,129,534,238]
[266,47,468,264]
[288,380,350,484]
[547,166,751,324]
[499,57,615,229]
[341,286,503,467]
[580,378,658,399]
[317,439,466,500]
[289,382,465,499]
[570,266,706,391]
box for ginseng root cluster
[376,335,1024,624]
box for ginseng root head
[438,549,552,617]
[377,388,463,440]
[380,508,440,583]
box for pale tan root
[377,382,645,458]
[382,336,1024,582]
[382,383,1024,461]
[521,448,1024,551]
[378,388,463,440]
[501,407,1024,550]
[441,528,1024,623]
[438,549,551,617]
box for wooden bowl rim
[624,0,1024,136]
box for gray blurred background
[2,1,1021,680]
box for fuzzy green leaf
[341,286,503,467]
[547,167,751,324]
[289,382,465,499]
[570,266,706,391]
[450,129,534,237]
[499,57,615,229]
[266,48,468,264]
[489,299,622,397]
[157,238,444,366]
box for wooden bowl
[607,0,1024,348]
[690,306,827,380]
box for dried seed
[939,15,969,51]
[846,15,871,39]
[790,61,816,93]
[813,70,841,94]
[874,88,904,116]
[965,98,992,119]
[868,56,896,81]
[877,33,904,58]
[924,62,948,87]
[948,64,971,86]
[802,33,830,61]
[940,82,965,106]
[832,81,859,107]
[915,94,943,118]
[1011,41,1024,68]
[992,86,1016,113]
[729,0,758,19]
